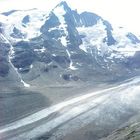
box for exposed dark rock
[125,51,140,68]
[71,75,79,81]
[0,36,10,77]
[11,50,35,68]
[0,22,3,33]
[22,15,30,25]
[62,74,79,81]
[52,55,70,67]
[62,74,72,81]
[52,65,58,69]
[18,67,30,73]
[103,20,116,46]
[2,10,18,16]
[0,61,9,77]
[126,32,140,44]
[80,12,101,27]
[40,13,60,34]
[10,27,25,38]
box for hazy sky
[0,0,140,35]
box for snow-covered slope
[0,9,49,42]
[53,4,69,47]
[1,2,140,60]
[78,20,140,59]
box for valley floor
[0,77,140,140]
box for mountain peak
[55,1,71,12]
[58,1,69,7]
[59,1,68,6]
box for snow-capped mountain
[0,1,140,87]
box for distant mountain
[0,1,140,87]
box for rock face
[0,1,140,87]
[101,122,140,140]
[0,34,22,87]
[0,37,9,77]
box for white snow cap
[0,0,140,35]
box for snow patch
[79,44,88,53]
[66,49,78,70]
[60,36,67,46]
[34,47,46,53]
[21,79,30,88]
[77,20,107,53]
[52,54,56,57]
[48,27,58,32]
[111,27,140,57]
[30,64,33,69]
[53,5,68,47]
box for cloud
[0,0,60,12]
